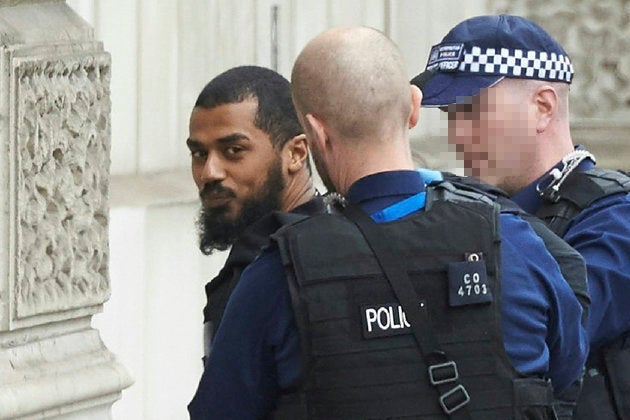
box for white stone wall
[15,52,111,321]
[0,2,132,418]
[97,202,227,419]
[66,0,488,178]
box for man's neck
[336,142,415,195]
[281,174,317,211]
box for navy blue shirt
[513,159,630,351]
[189,170,588,419]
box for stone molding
[12,52,111,323]
[0,0,111,331]
[0,318,132,419]
[0,2,131,418]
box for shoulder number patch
[448,260,493,306]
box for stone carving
[14,53,112,318]
[488,0,630,119]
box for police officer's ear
[305,113,329,151]
[409,84,423,129]
[533,84,557,134]
[283,133,309,174]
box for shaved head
[291,27,411,143]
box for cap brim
[412,71,504,107]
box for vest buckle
[428,360,459,385]
[439,384,471,415]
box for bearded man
[186,66,322,362]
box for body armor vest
[536,168,630,420]
[439,174,590,323]
[270,184,554,419]
[536,168,630,237]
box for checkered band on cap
[460,46,573,83]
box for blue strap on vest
[370,191,426,222]
[370,170,443,223]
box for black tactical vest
[535,168,630,420]
[536,168,630,237]
[439,173,590,323]
[269,185,554,419]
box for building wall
[65,1,628,418]
[66,0,491,177]
[0,2,132,417]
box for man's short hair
[195,66,302,148]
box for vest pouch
[574,370,617,419]
[605,344,630,419]
[513,377,554,420]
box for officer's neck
[334,142,414,195]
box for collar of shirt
[345,170,426,216]
[512,146,595,214]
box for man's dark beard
[197,159,285,255]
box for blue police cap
[411,15,574,107]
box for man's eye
[225,146,244,156]
[190,150,207,159]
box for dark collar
[346,170,426,215]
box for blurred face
[187,100,285,253]
[446,81,538,192]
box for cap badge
[426,43,465,72]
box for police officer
[412,15,630,419]
[186,66,323,363]
[188,27,588,419]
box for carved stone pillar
[488,0,630,170]
[0,1,132,418]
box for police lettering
[439,61,459,71]
[361,303,413,338]
[365,305,410,332]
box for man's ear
[282,133,309,174]
[534,85,557,134]
[305,113,328,151]
[409,84,423,129]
